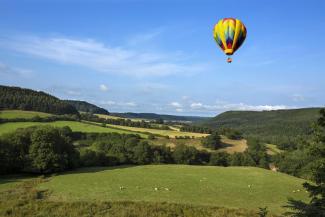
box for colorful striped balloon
[213,18,247,62]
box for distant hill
[199,108,323,145]
[64,100,109,115]
[112,112,209,123]
[0,85,78,115]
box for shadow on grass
[59,165,139,175]
[0,174,36,185]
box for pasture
[35,165,308,215]
[0,121,147,137]
[0,110,52,119]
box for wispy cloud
[99,84,109,92]
[292,94,305,102]
[0,62,33,77]
[127,28,164,46]
[1,35,207,77]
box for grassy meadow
[0,121,147,138]
[29,165,309,215]
[0,110,53,119]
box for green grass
[0,110,52,119]
[0,177,264,217]
[0,121,147,138]
[36,165,309,215]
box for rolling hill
[0,85,78,115]
[64,100,109,115]
[112,112,209,123]
[199,108,322,145]
[0,165,308,216]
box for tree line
[0,85,79,115]
[0,125,270,175]
[80,113,170,130]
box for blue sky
[1,0,324,116]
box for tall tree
[285,108,325,216]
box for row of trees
[180,125,212,134]
[0,126,79,174]
[0,126,270,175]
[0,114,79,123]
[0,85,79,115]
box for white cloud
[100,100,136,107]
[2,35,207,77]
[124,102,137,107]
[99,84,108,92]
[175,108,183,112]
[170,102,182,108]
[100,100,116,106]
[190,101,294,112]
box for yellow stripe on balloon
[232,19,242,51]
[217,20,227,50]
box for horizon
[1,0,325,116]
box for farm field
[149,136,248,153]
[0,121,147,137]
[0,110,53,119]
[33,165,308,215]
[95,113,147,122]
[105,123,209,138]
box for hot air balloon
[213,18,247,63]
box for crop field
[105,123,209,138]
[31,165,308,215]
[95,113,147,122]
[0,110,53,119]
[0,121,147,137]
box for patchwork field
[32,165,308,215]
[0,110,53,119]
[0,121,147,138]
[105,123,209,138]
[95,113,147,122]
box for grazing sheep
[248,185,251,188]
[297,189,300,192]
[154,187,158,191]
[293,190,296,193]
[164,188,170,191]
[119,186,125,190]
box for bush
[209,152,230,166]
[202,132,222,150]
[29,126,79,173]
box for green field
[0,121,147,138]
[33,165,308,215]
[0,110,53,119]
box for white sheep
[154,187,158,191]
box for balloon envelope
[213,18,247,56]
